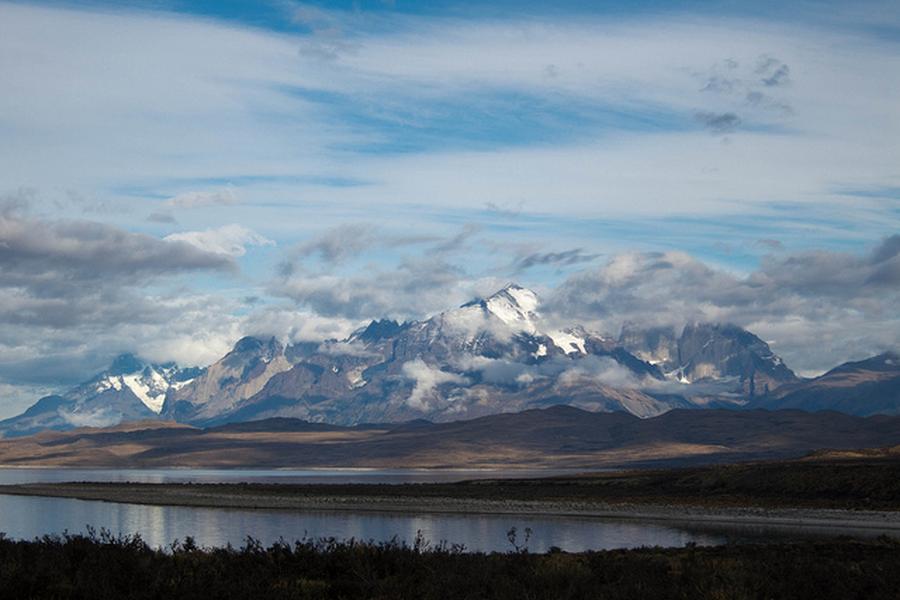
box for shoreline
[0,465,596,473]
[3,483,900,533]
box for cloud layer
[547,236,900,374]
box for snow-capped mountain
[83,354,199,414]
[453,284,608,357]
[183,284,678,426]
[11,283,890,438]
[0,354,201,438]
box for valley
[1,405,899,469]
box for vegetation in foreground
[0,531,899,600]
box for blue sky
[0,0,899,415]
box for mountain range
[1,284,898,438]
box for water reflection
[1,469,893,552]
[0,494,882,553]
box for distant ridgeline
[2,284,898,438]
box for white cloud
[454,355,538,386]
[558,356,641,389]
[164,224,274,257]
[276,257,503,320]
[401,359,468,410]
[242,306,360,344]
[59,407,122,429]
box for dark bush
[0,531,899,599]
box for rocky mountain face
[0,355,201,438]
[192,285,682,427]
[162,336,292,424]
[749,352,900,416]
[618,322,798,396]
[5,283,894,438]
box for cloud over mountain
[0,206,246,406]
[548,236,900,374]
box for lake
[0,468,892,553]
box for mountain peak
[486,283,538,310]
[867,351,897,365]
[353,319,405,343]
[489,282,533,297]
[828,351,900,375]
[232,336,281,354]
[482,284,539,332]
[108,353,144,376]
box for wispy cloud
[147,211,177,224]
[164,188,238,209]
[295,223,380,265]
[695,111,741,133]
[513,248,600,272]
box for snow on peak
[547,328,587,355]
[498,284,539,312]
[123,371,167,414]
[92,360,192,414]
[483,284,540,333]
[444,285,597,356]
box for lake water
[0,468,892,553]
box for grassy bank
[250,456,900,510]
[0,532,898,599]
[4,456,900,512]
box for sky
[0,0,899,417]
